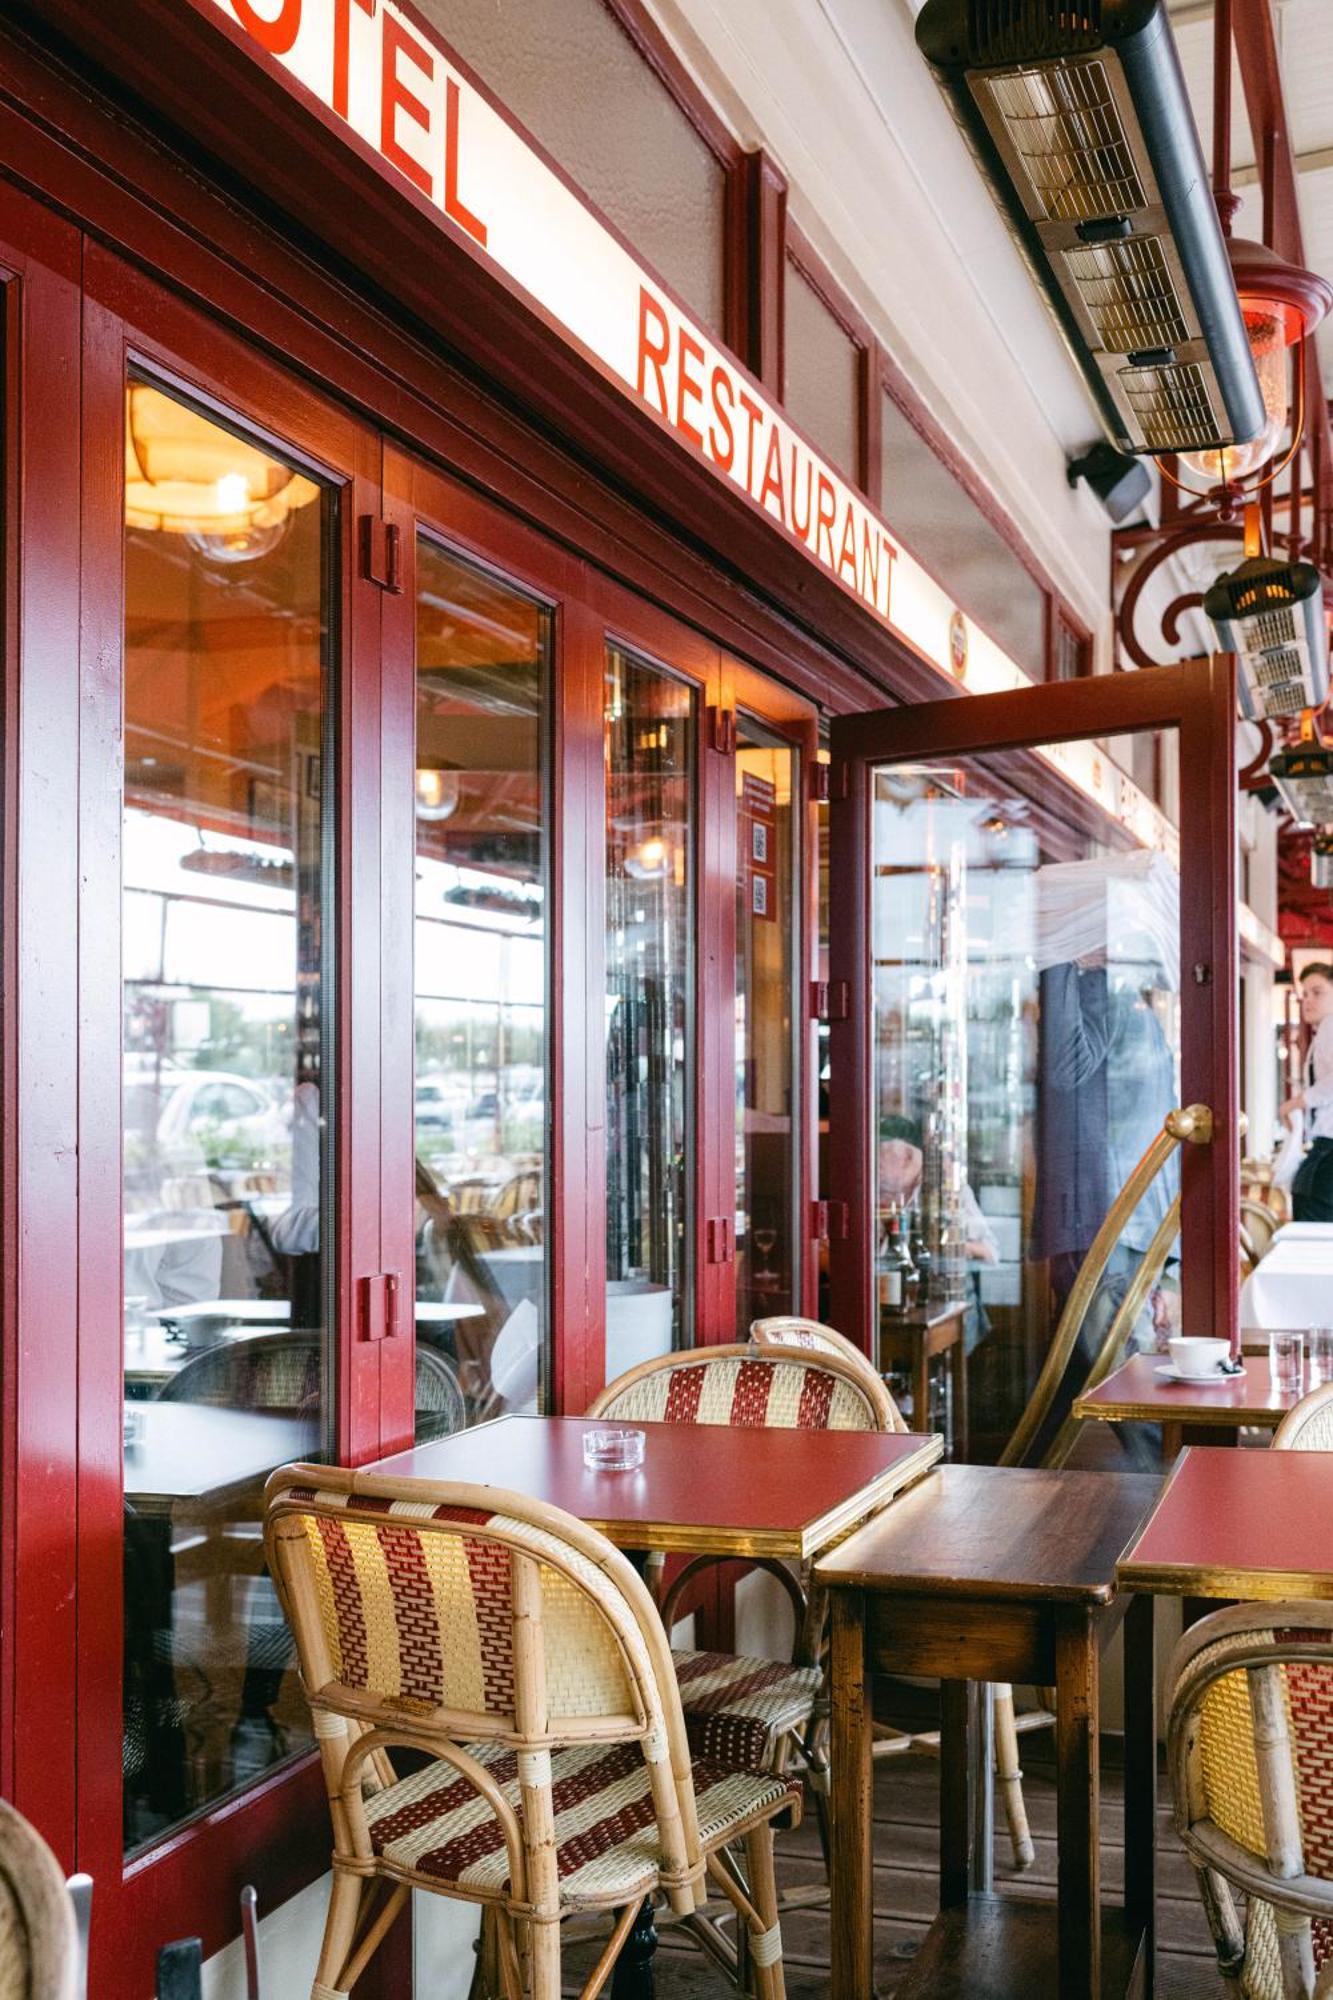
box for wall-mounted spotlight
[1067,442,1153,523]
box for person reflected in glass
[1282,962,1333,1222]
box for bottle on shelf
[877,1202,915,1316]
[908,1208,932,1309]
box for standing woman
[1282,963,1333,1221]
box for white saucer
[1154,1364,1236,1387]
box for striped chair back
[162,1330,466,1438]
[1168,1601,1333,1999]
[1274,1381,1333,1452]
[264,1466,703,1919]
[749,1316,905,1430]
[0,1801,77,2000]
[587,1341,893,1432]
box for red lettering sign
[230,0,302,55]
[380,11,434,198]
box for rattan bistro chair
[1168,1601,1333,1999]
[264,1466,799,2000]
[1274,1381,1333,1453]
[0,1800,79,2000]
[586,1345,897,1835]
[748,1317,907,1431]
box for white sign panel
[204,0,1176,858]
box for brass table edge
[1074,1398,1284,1426]
[1117,1561,1333,1601]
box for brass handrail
[999,1104,1213,1470]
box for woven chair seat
[362,1739,800,1908]
[671,1649,823,1772]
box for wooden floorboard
[560,1742,1220,1995]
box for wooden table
[1073,1353,1306,1456]
[367,1413,942,1998]
[877,1300,968,1454]
[1119,1447,1333,1603]
[370,1412,943,1559]
[816,1465,1161,2000]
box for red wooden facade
[0,7,1239,1993]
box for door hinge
[811,979,850,1022]
[360,515,403,593]
[810,1199,849,1243]
[706,1216,734,1264]
[808,761,831,805]
[709,705,737,755]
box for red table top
[1118,1447,1333,1600]
[1074,1353,1301,1429]
[366,1415,944,1559]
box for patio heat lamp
[915,0,1264,457]
[1203,555,1330,722]
[1268,712,1333,827]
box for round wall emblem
[948,609,968,678]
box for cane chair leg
[993,1684,1035,1870]
[742,1825,787,2000]
[310,1868,365,1999]
[529,1915,562,2000]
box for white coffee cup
[1168,1336,1230,1379]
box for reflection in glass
[121,382,328,1850]
[414,539,549,1431]
[605,648,694,1366]
[870,743,1180,1454]
[734,725,798,1334]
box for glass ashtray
[582,1425,645,1472]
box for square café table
[367,1412,944,1560]
[816,1465,1162,2000]
[1119,1447,1333,1604]
[365,1414,943,1999]
[1074,1353,1304,1456]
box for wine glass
[752,1223,778,1286]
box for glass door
[828,660,1239,1459]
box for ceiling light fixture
[415,767,463,823]
[125,383,319,558]
[1203,556,1330,721]
[916,0,1264,457]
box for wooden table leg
[829,1590,873,2000]
[1055,1609,1101,2000]
[1123,1593,1156,1997]
[952,1333,969,1460]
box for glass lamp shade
[414,767,462,822]
[125,383,319,538]
[1178,299,1292,483]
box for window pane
[785,260,861,483]
[880,391,1047,681]
[735,724,799,1335]
[605,648,694,1367]
[414,539,549,1432]
[418,0,727,333]
[122,381,330,1852]
[870,742,1180,1455]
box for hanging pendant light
[1177,238,1333,485]
[414,767,463,822]
[125,384,319,559]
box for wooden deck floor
[563,1739,1222,1997]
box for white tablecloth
[1240,1236,1333,1332]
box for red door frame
[72,245,395,1992]
[828,654,1240,1372]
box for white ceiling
[1167,0,1333,395]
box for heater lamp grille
[1117,360,1216,450]
[1245,606,1300,652]
[966,1,1103,64]
[1062,236,1188,351]
[982,62,1144,221]
[1251,647,1306,688]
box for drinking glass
[1271,1329,1305,1397]
[1309,1327,1333,1388]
